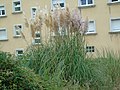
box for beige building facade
[0,0,120,55]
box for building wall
[0,0,51,53]
[81,0,120,53]
[0,0,120,54]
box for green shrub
[0,51,43,90]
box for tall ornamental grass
[19,5,120,90]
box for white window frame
[86,20,96,34]
[0,28,8,40]
[15,48,24,56]
[59,27,68,36]
[31,7,37,19]
[86,46,95,52]
[13,24,23,37]
[51,0,66,10]
[108,0,120,3]
[50,28,68,36]
[0,5,6,17]
[110,18,120,32]
[33,31,41,45]
[78,0,94,7]
[12,0,22,13]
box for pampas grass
[23,4,88,46]
[20,5,120,90]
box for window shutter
[0,29,7,39]
[111,19,120,31]
[88,21,95,32]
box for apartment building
[0,0,120,55]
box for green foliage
[1,40,120,90]
[0,51,43,90]
[1,38,120,90]
[24,34,120,90]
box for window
[31,7,37,18]
[14,24,22,37]
[111,0,120,2]
[87,21,96,33]
[111,18,120,32]
[0,5,6,17]
[50,27,68,36]
[52,0,65,10]
[59,27,68,36]
[13,0,22,12]
[33,31,41,44]
[108,0,120,4]
[0,28,7,40]
[79,0,94,6]
[16,49,24,56]
[86,46,95,52]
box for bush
[0,51,43,90]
